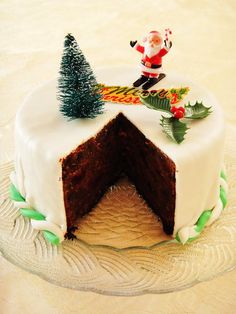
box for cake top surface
[16,67,224,165]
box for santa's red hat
[143,30,163,43]
[149,30,161,36]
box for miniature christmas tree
[58,33,104,119]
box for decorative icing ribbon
[176,170,228,244]
[9,178,64,245]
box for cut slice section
[61,113,176,235]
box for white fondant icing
[15,155,26,198]
[10,172,17,188]
[13,67,225,241]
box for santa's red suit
[134,43,170,77]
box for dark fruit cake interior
[61,113,176,235]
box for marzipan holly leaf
[160,116,189,144]
[140,93,171,113]
[184,101,212,119]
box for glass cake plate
[0,122,235,296]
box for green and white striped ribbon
[9,183,64,245]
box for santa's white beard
[144,43,161,58]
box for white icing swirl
[13,201,31,209]
[178,226,199,245]
[206,198,223,226]
[31,220,64,242]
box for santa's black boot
[142,77,158,90]
[142,73,166,90]
[133,75,149,87]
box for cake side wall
[173,105,226,234]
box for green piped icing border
[43,230,60,245]
[194,210,212,233]
[9,184,61,245]
[175,171,228,243]
[20,208,46,220]
[220,186,227,208]
[9,183,25,202]
[220,170,227,181]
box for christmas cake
[9,34,227,245]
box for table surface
[0,1,236,313]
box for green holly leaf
[160,116,189,144]
[184,101,212,119]
[140,92,171,113]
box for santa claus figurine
[130,30,172,90]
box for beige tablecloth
[0,1,236,313]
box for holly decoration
[139,93,212,144]
[58,34,104,120]
[140,90,171,112]
[160,116,189,144]
[169,87,189,104]
[184,101,212,119]
[170,106,185,119]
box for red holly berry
[170,106,177,113]
[178,106,185,113]
[174,110,184,119]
